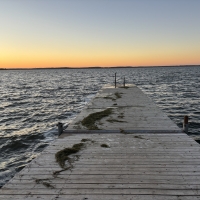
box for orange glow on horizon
[1,40,200,68]
[1,52,200,68]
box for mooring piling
[57,122,63,135]
[183,115,189,133]
[114,73,117,88]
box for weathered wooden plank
[1,195,200,200]
[16,169,200,176]
[2,188,200,195]
[3,183,197,190]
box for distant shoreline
[0,65,200,70]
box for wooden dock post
[123,77,125,87]
[183,115,188,133]
[115,73,116,88]
[57,122,63,135]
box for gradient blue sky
[0,0,200,68]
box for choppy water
[0,66,200,187]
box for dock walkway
[1,85,200,200]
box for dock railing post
[115,73,117,88]
[124,77,125,88]
[57,122,63,135]
[183,116,188,133]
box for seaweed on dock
[101,144,110,148]
[118,113,124,119]
[42,182,55,189]
[107,118,125,123]
[55,143,85,169]
[120,129,144,139]
[114,92,122,99]
[81,108,112,130]
[102,92,122,101]
[73,121,81,129]
[119,86,129,89]
[120,128,128,134]
[81,138,95,143]
[103,96,116,101]
[134,135,144,139]
[81,138,91,142]
[35,179,55,189]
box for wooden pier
[1,85,200,200]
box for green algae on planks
[81,108,113,130]
[101,144,110,148]
[107,118,125,123]
[114,92,122,99]
[55,143,85,169]
[35,179,55,189]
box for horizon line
[0,64,200,70]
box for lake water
[0,66,200,187]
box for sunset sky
[0,0,200,68]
